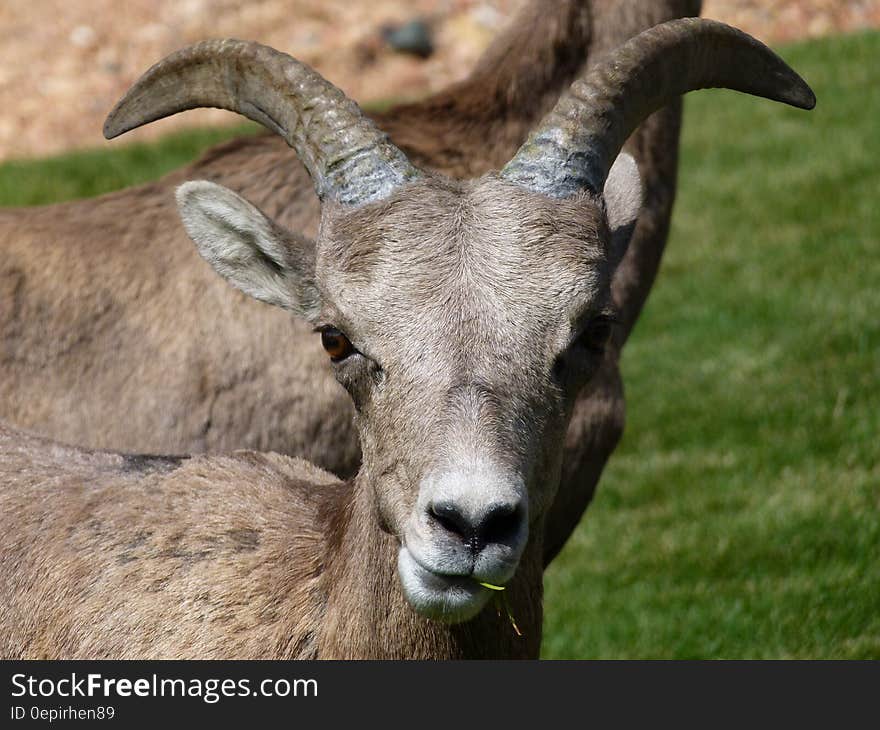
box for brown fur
[0,1,701,566]
[0,420,542,659]
[1,128,641,657]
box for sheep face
[176,159,640,622]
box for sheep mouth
[396,547,494,623]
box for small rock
[69,25,97,49]
[471,3,503,30]
[381,19,434,59]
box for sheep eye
[319,326,355,362]
[576,316,614,353]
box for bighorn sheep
[0,1,703,566]
[0,19,814,659]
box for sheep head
[107,19,813,623]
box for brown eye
[320,326,355,362]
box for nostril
[429,501,472,540]
[478,503,524,547]
[428,499,524,551]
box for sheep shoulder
[0,423,344,659]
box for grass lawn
[2,32,876,659]
[543,31,880,659]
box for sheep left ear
[602,152,642,267]
[175,181,320,320]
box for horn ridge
[501,18,815,198]
[103,38,421,206]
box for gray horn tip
[102,117,122,141]
[792,81,817,111]
[102,104,130,140]
[778,61,817,110]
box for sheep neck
[316,475,544,659]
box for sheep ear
[176,181,320,320]
[603,152,642,267]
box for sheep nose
[428,499,525,553]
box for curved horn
[103,39,421,206]
[501,18,815,198]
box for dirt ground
[2,0,877,160]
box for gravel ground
[2,0,877,160]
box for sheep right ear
[176,181,320,320]
[602,152,643,268]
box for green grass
[2,32,877,659]
[542,31,880,659]
[0,123,260,206]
